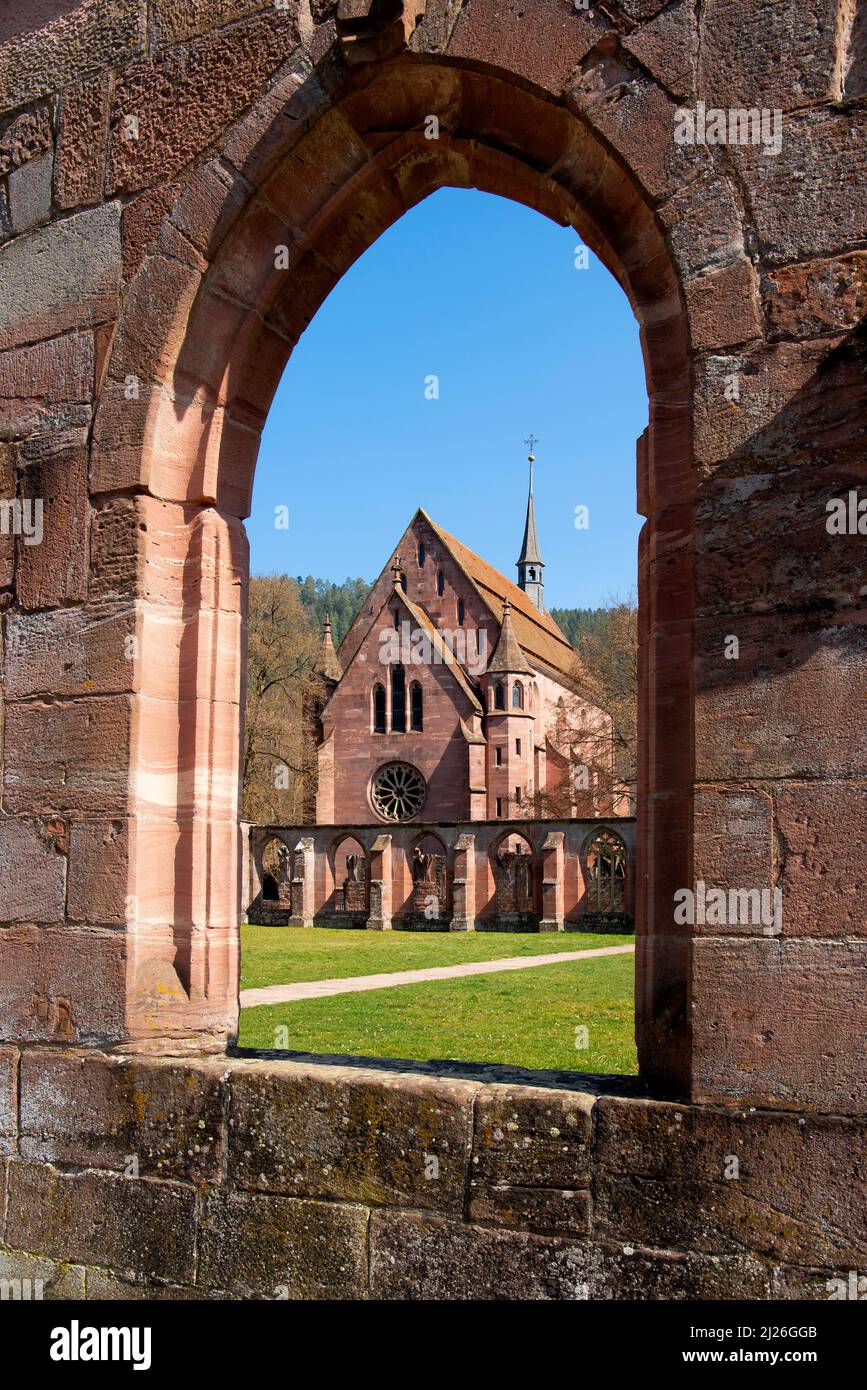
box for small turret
[316,615,343,684]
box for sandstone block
[19,1050,227,1182]
[8,152,53,233]
[5,1161,195,1283]
[764,253,867,341]
[0,106,52,175]
[449,0,606,96]
[66,819,131,925]
[0,819,66,925]
[55,73,111,209]
[469,1085,594,1234]
[3,601,136,701]
[3,695,132,814]
[624,0,697,102]
[0,926,127,1044]
[0,203,121,350]
[0,1247,86,1298]
[0,0,144,111]
[692,938,867,1111]
[107,11,301,194]
[595,1095,867,1268]
[698,0,839,110]
[684,257,761,352]
[774,784,867,939]
[0,1047,16,1155]
[228,1060,473,1213]
[197,1188,368,1298]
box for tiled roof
[422,512,577,680]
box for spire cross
[524,433,538,458]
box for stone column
[539,830,564,932]
[450,832,476,931]
[289,836,314,927]
[367,833,392,931]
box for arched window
[410,681,423,731]
[418,542,426,568]
[584,829,628,914]
[512,682,524,709]
[391,663,406,732]
[436,570,444,596]
[373,683,386,734]
[529,568,535,581]
[495,681,505,710]
[457,598,465,625]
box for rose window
[371,762,426,822]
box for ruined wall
[0,0,865,1299]
[2,1050,865,1299]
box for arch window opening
[239,182,643,1076]
[391,663,406,733]
[410,680,423,731]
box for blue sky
[248,188,646,610]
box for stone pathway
[240,943,635,1008]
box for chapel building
[313,465,615,826]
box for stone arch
[329,835,369,916]
[89,30,733,1090]
[409,830,449,916]
[489,831,537,924]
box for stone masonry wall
[1,1048,865,1299]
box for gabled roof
[420,511,576,680]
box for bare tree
[536,595,637,818]
[243,575,325,823]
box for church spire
[517,436,545,610]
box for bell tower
[516,436,545,610]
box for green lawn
[240,924,634,990]
[238,950,637,1075]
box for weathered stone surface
[5,1161,195,1283]
[3,696,132,814]
[694,468,867,616]
[7,152,53,233]
[0,1246,86,1298]
[685,257,762,352]
[774,784,867,939]
[623,0,697,101]
[228,1060,473,1213]
[84,1269,214,1299]
[0,1047,16,1154]
[3,602,135,702]
[0,203,121,350]
[734,106,867,264]
[66,818,130,926]
[658,170,745,279]
[693,788,774,909]
[15,446,88,609]
[369,1210,769,1299]
[699,0,839,110]
[764,253,867,341]
[0,330,94,427]
[0,105,52,175]
[692,939,867,1112]
[449,0,606,95]
[695,613,867,782]
[693,337,867,472]
[121,180,182,280]
[197,1188,368,1298]
[19,1050,227,1182]
[55,73,110,209]
[469,1085,594,1234]
[595,1096,867,1267]
[0,1,144,111]
[0,926,127,1044]
[153,0,280,47]
[0,820,66,925]
[107,11,301,194]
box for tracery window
[584,828,627,913]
